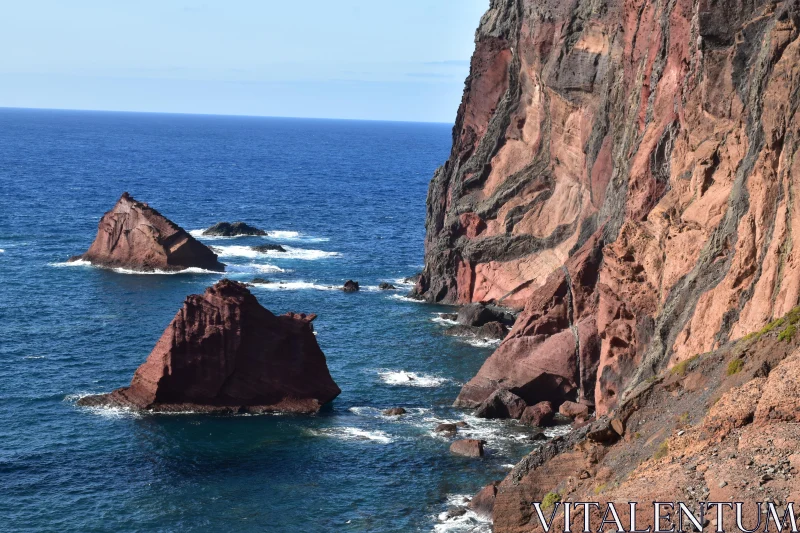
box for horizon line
[0,105,455,126]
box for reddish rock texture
[77,280,340,413]
[415,0,800,416]
[489,318,800,532]
[71,192,224,272]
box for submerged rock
[382,407,406,416]
[378,282,396,290]
[251,244,286,253]
[342,280,359,292]
[435,423,459,435]
[202,221,266,237]
[443,321,509,341]
[69,192,224,272]
[77,279,340,413]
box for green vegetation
[654,440,669,461]
[678,412,690,426]
[593,483,607,495]
[670,353,701,377]
[741,305,800,342]
[634,432,642,440]
[541,491,561,511]
[778,323,797,342]
[726,358,744,376]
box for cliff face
[416,0,800,414]
[78,280,341,413]
[72,192,225,272]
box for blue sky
[0,1,488,122]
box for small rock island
[70,192,225,272]
[78,279,341,413]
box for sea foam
[249,281,337,291]
[309,427,394,444]
[212,244,340,260]
[48,260,221,275]
[190,228,329,242]
[378,370,448,387]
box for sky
[0,1,489,123]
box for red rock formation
[78,280,340,413]
[416,0,800,415]
[70,192,224,272]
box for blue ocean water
[0,109,553,532]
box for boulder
[382,407,406,416]
[443,321,509,341]
[435,423,458,435]
[202,221,266,237]
[378,282,396,290]
[469,481,500,518]
[559,401,590,419]
[474,389,527,419]
[251,244,286,253]
[520,401,555,427]
[70,192,225,272]
[457,303,514,327]
[449,439,485,457]
[77,279,340,413]
[251,278,271,284]
[342,280,360,292]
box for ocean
[0,109,558,532]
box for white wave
[213,244,340,260]
[24,355,45,360]
[309,427,393,444]
[432,494,491,533]
[110,266,221,275]
[460,337,502,349]
[378,370,448,388]
[249,281,337,291]
[393,277,416,287]
[431,314,459,326]
[348,406,431,418]
[387,294,424,303]
[225,263,287,274]
[0,249,4,253]
[190,228,329,242]
[49,260,221,275]
[50,259,92,267]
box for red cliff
[71,192,224,272]
[78,280,341,413]
[415,0,800,416]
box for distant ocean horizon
[0,108,556,532]
[0,105,455,126]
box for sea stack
[78,279,341,413]
[70,192,224,272]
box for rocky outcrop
[474,388,527,419]
[485,310,800,532]
[342,280,360,292]
[252,244,286,253]
[70,192,224,272]
[416,0,800,415]
[203,221,266,237]
[77,279,340,413]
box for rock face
[70,193,224,272]
[203,221,266,237]
[416,0,800,415]
[77,279,340,413]
[487,312,800,533]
